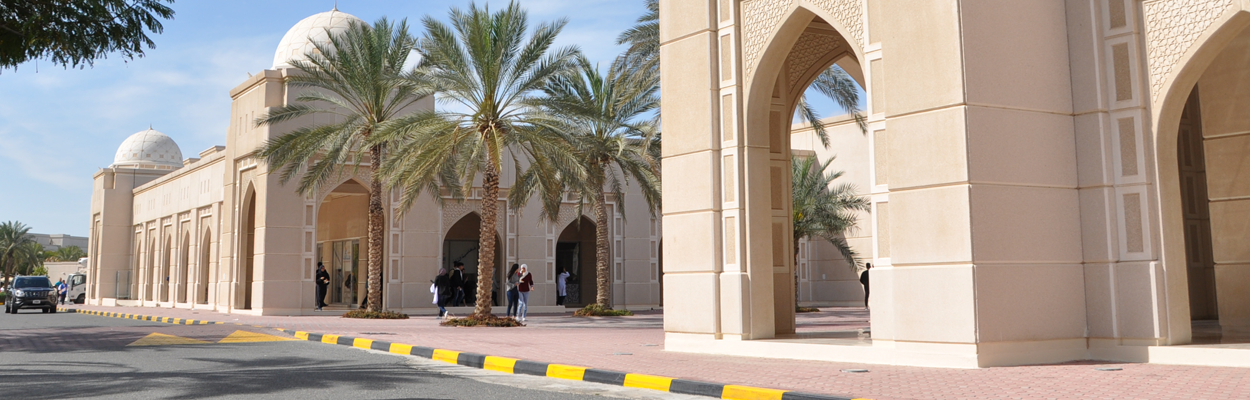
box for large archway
[1158,18,1250,344]
[240,186,257,310]
[557,216,598,307]
[443,213,503,307]
[316,179,370,307]
[198,228,211,305]
[743,8,866,336]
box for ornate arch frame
[1148,5,1250,345]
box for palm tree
[48,245,87,262]
[792,156,870,270]
[14,242,45,276]
[616,0,658,76]
[0,221,35,287]
[376,2,581,319]
[521,56,661,308]
[256,17,425,312]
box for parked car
[5,275,58,314]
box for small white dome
[272,9,364,69]
[112,128,183,169]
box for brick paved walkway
[63,304,1250,399]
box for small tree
[0,221,35,286]
[0,0,176,71]
[48,245,87,262]
[792,156,870,270]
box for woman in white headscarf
[517,264,534,322]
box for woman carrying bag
[505,264,521,318]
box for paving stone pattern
[64,305,1250,400]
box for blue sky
[0,0,851,237]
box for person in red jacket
[517,264,534,322]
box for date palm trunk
[474,157,501,318]
[594,185,611,308]
[366,144,385,312]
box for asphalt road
[0,311,700,400]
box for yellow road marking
[623,374,673,391]
[321,334,340,344]
[547,364,587,381]
[484,356,518,374]
[127,332,211,347]
[218,330,297,344]
[352,338,373,349]
[721,385,787,400]
[432,349,460,364]
[294,331,310,340]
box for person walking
[517,264,534,322]
[505,264,520,318]
[555,268,570,306]
[433,268,453,318]
[55,279,67,305]
[860,263,872,309]
[314,262,330,311]
[450,261,466,306]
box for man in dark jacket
[450,261,466,306]
[315,263,330,311]
[860,263,872,309]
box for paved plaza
[52,305,1250,399]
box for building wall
[89,67,662,315]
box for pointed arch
[178,231,190,303]
[198,227,212,305]
[240,183,258,310]
[1152,9,1250,345]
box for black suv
[5,276,58,314]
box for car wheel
[75,294,85,304]
[50,306,57,314]
[42,307,49,313]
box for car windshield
[14,277,52,288]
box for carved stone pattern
[440,200,506,239]
[1143,0,1232,99]
[742,0,795,79]
[785,31,843,90]
[806,0,864,49]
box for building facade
[661,0,1250,368]
[86,9,663,316]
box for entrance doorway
[240,188,256,310]
[1171,23,1250,344]
[557,217,597,307]
[443,213,503,307]
[316,179,370,308]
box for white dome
[112,128,183,169]
[272,9,364,69]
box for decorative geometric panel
[742,0,864,80]
[1143,0,1232,99]
[784,30,843,90]
[1124,193,1144,253]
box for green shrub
[573,304,634,317]
[342,310,409,319]
[796,306,821,313]
[441,315,523,327]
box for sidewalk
[65,304,1250,400]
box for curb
[59,307,865,400]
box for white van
[65,273,87,304]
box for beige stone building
[85,9,663,316]
[661,0,1250,368]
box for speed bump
[128,332,211,347]
[218,330,298,343]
